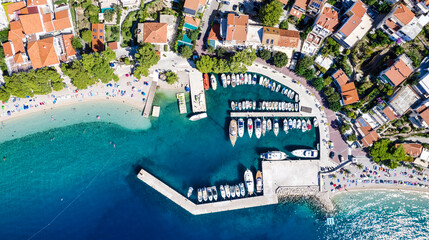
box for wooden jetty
[137,169,278,215]
[176,92,187,114]
[143,80,158,118]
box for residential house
[225,14,249,45]
[57,34,77,62]
[262,27,300,49]
[415,148,429,167]
[379,3,429,42]
[289,0,308,19]
[302,4,339,56]
[279,0,289,4]
[355,115,380,147]
[417,71,429,97]
[107,42,118,50]
[137,22,167,50]
[92,23,105,52]
[415,0,429,14]
[388,85,421,116]
[183,16,200,31]
[307,0,326,17]
[379,54,414,87]
[207,24,222,48]
[183,0,207,16]
[27,37,59,69]
[395,143,423,158]
[332,0,373,48]
[332,69,359,105]
[409,99,429,128]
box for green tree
[340,123,351,134]
[0,87,10,102]
[165,71,178,85]
[216,47,226,58]
[196,55,215,73]
[279,20,288,30]
[295,55,314,76]
[302,68,315,80]
[84,4,100,20]
[328,92,341,103]
[329,101,342,112]
[259,0,283,27]
[273,51,288,68]
[102,47,117,62]
[323,86,334,96]
[213,59,230,73]
[134,43,160,78]
[369,139,411,168]
[347,134,357,142]
[312,77,324,91]
[258,49,272,60]
[321,38,340,57]
[81,29,92,43]
[207,46,215,54]
[71,37,83,50]
[180,45,193,59]
[104,9,115,22]
[324,76,332,86]
[188,29,200,41]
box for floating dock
[176,92,187,114]
[142,75,158,118]
[189,71,207,113]
[137,169,278,215]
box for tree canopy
[321,38,340,57]
[196,49,257,73]
[312,77,324,91]
[258,49,272,61]
[104,9,115,22]
[369,139,412,168]
[295,55,314,77]
[134,43,160,78]
[71,37,83,51]
[259,0,283,27]
[102,47,117,62]
[81,29,92,44]
[165,71,178,85]
[180,45,193,59]
[273,52,288,68]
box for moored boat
[226,74,231,86]
[302,120,307,132]
[208,187,213,201]
[198,188,202,203]
[290,91,295,99]
[239,183,245,196]
[271,82,276,91]
[256,171,263,194]
[262,118,267,136]
[255,118,262,139]
[229,119,237,147]
[259,76,264,85]
[260,151,288,160]
[210,74,217,90]
[295,103,299,111]
[288,118,293,129]
[203,187,208,201]
[248,118,253,138]
[244,169,254,195]
[291,149,318,158]
[273,118,279,136]
[189,113,208,121]
[238,118,245,138]
[276,84,281,92]
[292,119,296,129]
[235,184,240,197]
[221,74,227,88]
[253,101,256,110]
[231,101,235,110]
[225,185,231,198]
[212,186,218,201]
[297,119,301,129]
[231,74,236,87]
[236,74,240,85]
[253,74,257,85]
[307,119,312,130]
[314,118,319,127]
[267,118,272,132]
[295,94,299,102]
[187,187,193,198]
[283,118,288,134]
[220,185,226,199]
[203,73,209,91]
[231,185,236,198]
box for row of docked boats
[230,100,299,112]
[219,73,258,88]
[229,117,318,145]
[260,149,318,159]
[259,75,299,102]
[193,169,263,203]
[204,73,218,91]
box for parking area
[219,0,260,16]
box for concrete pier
[142,79,158,118]
[137,169,278,215]
[189,70,207,113]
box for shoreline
[330,185,429,197]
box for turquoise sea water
[1,86,429,239]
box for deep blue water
[1,85,429,239]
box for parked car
[239,3,244,12]
[233,4,237,10]
[339,155,344,163]
[223,1,230,5]
[329,152,335,159]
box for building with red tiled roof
[226,14,248,44]
[379,54,414,87]
[19,13,44,34]
[333,0,372,48]
[27,37,59,69]
[52,9,72,31]
[361,130,380,147]
[183,16,200,30]
[6,1,26,20]
[289,0,309,18]
[58,34,76,62]
[395,143,423,158]
[92,23,104,52]
[332,69,359,105]
[382,106,397,121]
[27,0,49,6]
[183,0,207,16]
[207,24,222,48]
[141,22,167,43]
[262,27,300,48]
[307,0,326,17]
[108,42,118,50]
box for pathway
[195,0,220,54]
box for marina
[230,111,310,118]
[189,71,207,113]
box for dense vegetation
[259,0,283,27]
[0,68,64,102]
[165,71,178,85]
[195,49,257,73]
[369,139,412,169]
[295,55,315,80]
[180,46,193,59]
[273,52,288,68]
[134,43,160,78]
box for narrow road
[195,0,220,54]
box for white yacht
[260,151,288,160]
[238,118,245,138]
[283,118,288,134]
[221,73,227,88]
[198,188,202,203]
[212,186,218,201]
[244,169,254,195]
[267,118,272,132]
[239,183,245,196]
[291,149,318,158]
[203,187,208,201]
[255,118,262,139]
[220,185,226,200]
[190,113,207,121]
[225,185,231,198]
[187,187,193,198]
[248,118,253,138]
[273,118,279,136]
[262,118,267,136]
[210,74,217,90]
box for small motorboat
[248,74,252,84]
[210,74,217,90]
[244,169,254,195]
[314,118,319,128]
[259,76,264,85]
[231,101,236,110]
[225,185,231,198]
[231,185,236,198]
[307,119,312,130]
[273,118,279,136]
[227,74,231,86]
[253,101,256,110]
[208,187,213,201]
[255,118,262,139]
[189,113,208,121]
[292,119,297,129]
[287,89,292,98]
[276,84,281,92]
[271,82,276,91]
[230,119,237,147]
[239,183,245,196]
[203,73,209,91]
[283,118,288,134]
[295,94,299,102]
[260,151,288,160]
[220,185,226,200]
[198,188,202,203]
[288,118,293,129]
[281,87,285,94]
[302,120,307,132]
[253,74,257,85]
[235,184,240,197]
[221,74,227,88]
[248,118,253,138]
[297,119,301,129]
[290,91,295,99]
[244,74,248,84]
[291,104,295,112]
[231,74,236,87]
[236,74,240,86]
[262,118,267,136]
[238,118,245,138]
[203,187,208,201]
[292,149,318,158]
[256,171,263,194]
[187,187,194,198]
[212,186,218,201]
[267,119,272,132]
[295,103,299,112]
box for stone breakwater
[276,187,336,212]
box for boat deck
[189,70,207,113]
[137,169,278,215]
[142,79,158,118]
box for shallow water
[0,86,428,240]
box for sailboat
[244,169,254,195]
[238,118,245,138]
[248,118,253,138]
[210,74,217,90]
[273,118,279,136]
[256,171,263,194]
[255,118,262,139]
[229,119,237,147]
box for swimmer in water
[3,156,5,161]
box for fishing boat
[276,84,281,92]
[307,119,312,130]
[210,74,217,90]
[288,118,293,129]
[314,118,319,127]
[262,118,267,136]
[226,74,231,86]
[253,74,257,85]
[260,151,288,160]
[231,101,235,110]
[231,185,236,198]
[189,112,208,121]
[244,169,254,195]
[220,185,226,200]
[273,118,279,136]
[255,118,262,139]
[297,119,301,129]
[267,118,272,132]
[187,187,194,198]
[203,73,210,91]
[235,184,240,197]
[271,82,276,91]
[225,185,231,198]
[291,149,319,158]
[208,187,213,201]
[283,118,288,134]
[221,73,227,88]
[231,74,236,87]
[198,188,202,203]
[256,171,263,194]
[230,119,238,147]
[203,187,208,201]
[238,118,245,138]
[212,186,218,201]
[292,119,297,129]
[248,118,253,138]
